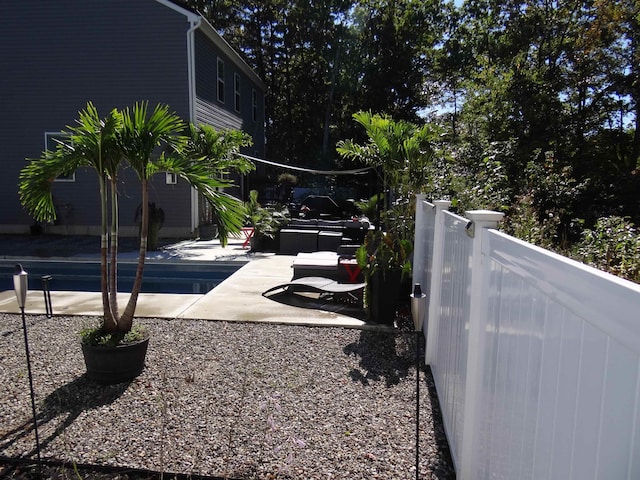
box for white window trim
[166,172,178,185]
[45,132,75,182]
[217,57,225,103]
[234,73,241,113]
[252,89,257,122]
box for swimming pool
[0,260,244,294]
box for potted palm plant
[355,230,412,324]
[337,111,438,323]
[244,190,289,251]
[18,101,254,383]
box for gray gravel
[0,312,455,479]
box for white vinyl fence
[413,195,640,480]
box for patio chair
[262,276,365,305]
[291,251,363,282]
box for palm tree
[173,123,254,243]
[336,111,438,235]
[19,101,254,335]
[115,102,187,330]
[335,112,437,322]
[19,102,123,331]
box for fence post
[459,210,504,480]
[425,200,451,365]
[412,193,427,298]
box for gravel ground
[0,311,455,479]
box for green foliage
[573,216,640,283]
[355,194,383,220]
[161,123,255,244]
[506,150,585,247]
[19,101,254,332]
[503,195,562,250]
[80,324,148,347]
[191,0,640,281]
[245,190,289,239]
[195,0,444,165]
[337,111,441,238]
[356,230,413,280]
[449,140,517,213]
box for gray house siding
[193,29,266,199]
[194,29,265,150]
[0,0,265,237]
[0,0,190,235]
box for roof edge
[197,19,266,91]
[154,0,199,22]
[155,0,265,91]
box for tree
[18,102,253,334]
[446,0,639,225]
[353,0,438,121]
[19,102,124,331]
[190,0,444,169]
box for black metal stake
[416,330,420,480]
[20,305,42,477]
[411,283,425,480]
[41,275,53,319]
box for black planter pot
[367,269,402,324]
[198,223,218,241]
[81,337,149,385]
[250,234,278,252]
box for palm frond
[184,124,254,174]
[119,102,186,179]
[18,151,69,222]
[157,153,246,244]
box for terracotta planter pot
[81,337,149,385]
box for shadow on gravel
[0,375,130,459]
[343,303,418,387]
[424,366,457,479]
[343,329,414,387]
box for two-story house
[0,0,265,237]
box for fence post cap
[465,210,504,223]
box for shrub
[573,216,640,283]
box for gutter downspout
[187,17,201,233]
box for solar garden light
[13,264,42,476]
[410,283,427,333]
[410,283,427,480]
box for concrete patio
[0,234,372,328]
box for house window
[252,89,258,122]
[45,132,75,182]
[217,58,225,103]
[234,73,241,113]
[166,172,178,185]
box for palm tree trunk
[119,179,148,331]
[99,174,117,332]
[109,177,120,320]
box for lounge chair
[291,252,364,283]
[292,251,340,279]
[262,276,365,305]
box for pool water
[0,260,243,294]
